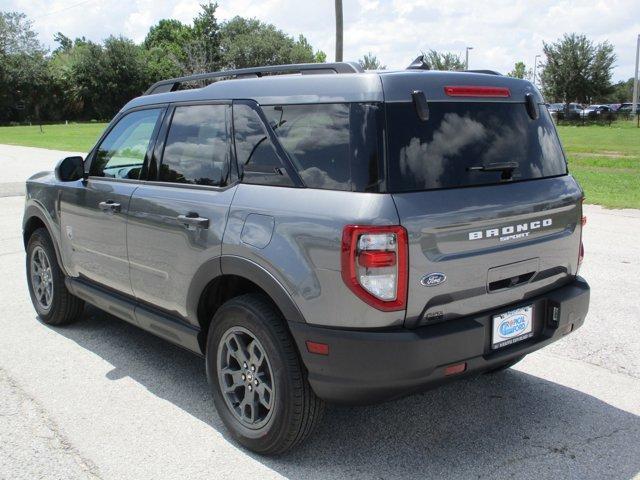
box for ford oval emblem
[420,272,447,287]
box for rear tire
[206,294,324,455]
[26,228,84,326]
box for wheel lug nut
[241,374,246,381]
[243,362,247,369]
[254,379,258,386]
[248,385,252,391]
[251,365,256,372]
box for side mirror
[55,156,85,182]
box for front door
[60,107,164,295]
[127,103,236,321]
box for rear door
[383,87,583,328]
[126,102,236,321]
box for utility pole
[465,46,473,70]
[533,54,541,85]
[632,34,639,117]
[335,0,343,62]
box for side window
[91,109,162,179]
[232,103,294,187]
[262,104,351,191]
[159,104,230,186]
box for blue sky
[5,0,640,81]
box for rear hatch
[381,72,584,327]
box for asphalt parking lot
[0,144,639,480]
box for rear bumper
[289,276,590,405]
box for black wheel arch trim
[23,202,68,276]
[218,255,306,324]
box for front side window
[91,108,162,179]
[159,104,231,186]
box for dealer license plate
[491,305,534,350]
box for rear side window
[91,108,162,179]
[233,103,294,187]
[262,103,383,192]
[159,104,230,186]
[386,102,567,192]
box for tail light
[341,225,408,311]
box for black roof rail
[464,69,502,76]
[144,62,364,95]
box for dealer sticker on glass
[491,305,534,350]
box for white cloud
[5,0,640,80]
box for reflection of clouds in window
[537,126,565,175]
[478,115,542,176]
[399,113,486,188]
[161,105,229,185]
[299,167,347,190]
[260,104,352,190]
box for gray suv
[23,62,590,454]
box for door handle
[177,213,209,230]
[98,200,121,213]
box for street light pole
[465,46,473,70]
[533,54,541,85]
[632,34,639,117]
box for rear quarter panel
[223,184,403,328]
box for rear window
[386,102,567,192]
[262,103,383,192]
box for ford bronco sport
[23,61,590,454]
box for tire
[485,355,525,374]
[206,294,325,455]
[26,228,84,326]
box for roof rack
[144,62,363,95]
[464,69,502,76]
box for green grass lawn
[557,121,640,209]
[0,122,107,152]
[0,119,638,209]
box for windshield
[386,101,567,192]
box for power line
[33,0,100,20]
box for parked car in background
[548,102,583,121]
[618,103,639,114]
[580,104,612,118]
[546,103,563,113]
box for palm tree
[335,0,343,61]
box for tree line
[0,3,326,124]
[0,5,633,125]
[361,36,632,106]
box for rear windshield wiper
[467,161,519,180]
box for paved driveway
[0,144,639,479]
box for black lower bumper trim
[289,277,590,405]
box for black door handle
[98,200,121,213]
[177,213,209,229]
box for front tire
[26,228,84,325]
[206,294,324,455]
